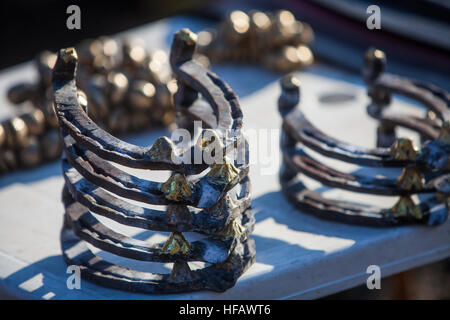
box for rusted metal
[278,52,449,226]
[53,28,254,293]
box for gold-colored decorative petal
[390,138,417,161]
[161,232,191,255]
[217,219,244,239]
[396,167,424,191]
[60,47,78,63]
[161,173,194,202]
[388,196,422,220]
[207,158,239,185]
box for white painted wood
[0,16,449,300]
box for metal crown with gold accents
[54,29,255,293]
[278,49,449,226]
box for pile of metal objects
[1,36,176,174]
[54,29,255,293]
[197,9,314,72]
[278,49,449,226]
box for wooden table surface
[0,16,449,300]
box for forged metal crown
[52,28,255,293]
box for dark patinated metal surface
[278,50,449,226]
[53,29,255,293]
